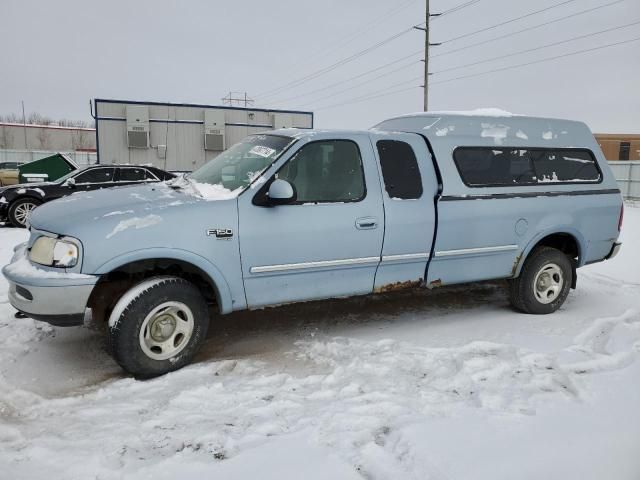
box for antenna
[221,91,255,108]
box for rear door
[369,132,438,290]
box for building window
[619,142,630,161]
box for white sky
[1,0,638,133]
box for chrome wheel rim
[533,263,564,304]
[139,301,194,360]
[14,202,37,226]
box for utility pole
[414,1,441,111]
[423,0,430,112]
[21,100,28,149]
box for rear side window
[376,140,423,199]
[75,167,116,184]
[453,147,601,187]
[118,167,147,182]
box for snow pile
[401,108,517,118]
[106,214,163,239]
[0,206,639,478]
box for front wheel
[508,247,573,314]
[108,276,210,378]
[9,197,42,228]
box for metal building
[93,99,313,171]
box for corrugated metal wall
[609,161,640,200]
[95,100,313,172]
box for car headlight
[29,236,79,268]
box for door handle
[355,217,378,230]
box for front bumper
[0,202,8,222]
[2,245,98,326]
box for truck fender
[93,247,234,314]
[514,227,587,278]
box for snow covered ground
[1,205,639,479]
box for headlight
[29,236,79,268]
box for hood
[28,182,235,235]
[0,181,53,195]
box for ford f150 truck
[2,111,623,377]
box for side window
[529,150,601,183]
[454,148,536,186]
[454,148,600,186]
[75,168,115,184]
[376,140,423,199]
[118,167,147,182]
[145,169,160,180]
[277,140,365,203]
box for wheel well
[521,233,579,288]
[533,233,580,260]
[87,258,220,323]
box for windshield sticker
[249,145,276,158]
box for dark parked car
[0,164,175,227]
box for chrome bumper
[2,245,98,326]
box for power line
[295,60,422,108]
[312,75,423,110]
[314,35,640,110]
[440,0,581,44]
[431,0,627,59]
[281,0,420,75]
[269,51,423,105]
[432,20,640,75]
[437,0,481,17]
[431,35,640,85]
[255,25,420,101]
[316,85,420,111]
[275,0,626,107]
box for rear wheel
[9,197,42,228]
[108,276,210,378]
[508,247,573,314]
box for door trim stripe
[435,244,519,258]
[381,253,430,262]
[250,256,380,274]
[440,188,620,201]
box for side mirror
[63,177,76,188]
[267,179,296,205]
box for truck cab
[2,111,623,377]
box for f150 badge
[206,228,233,240]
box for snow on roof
[397,108,517,118]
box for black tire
[508,247,573,315]
[8,197,42,228]
[108,276,210,378]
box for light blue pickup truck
[3,111,623,377]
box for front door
[237,134,384,308]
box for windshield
[188,134,294,191]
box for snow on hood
[166,174,242,200]
[27,182,234,235]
